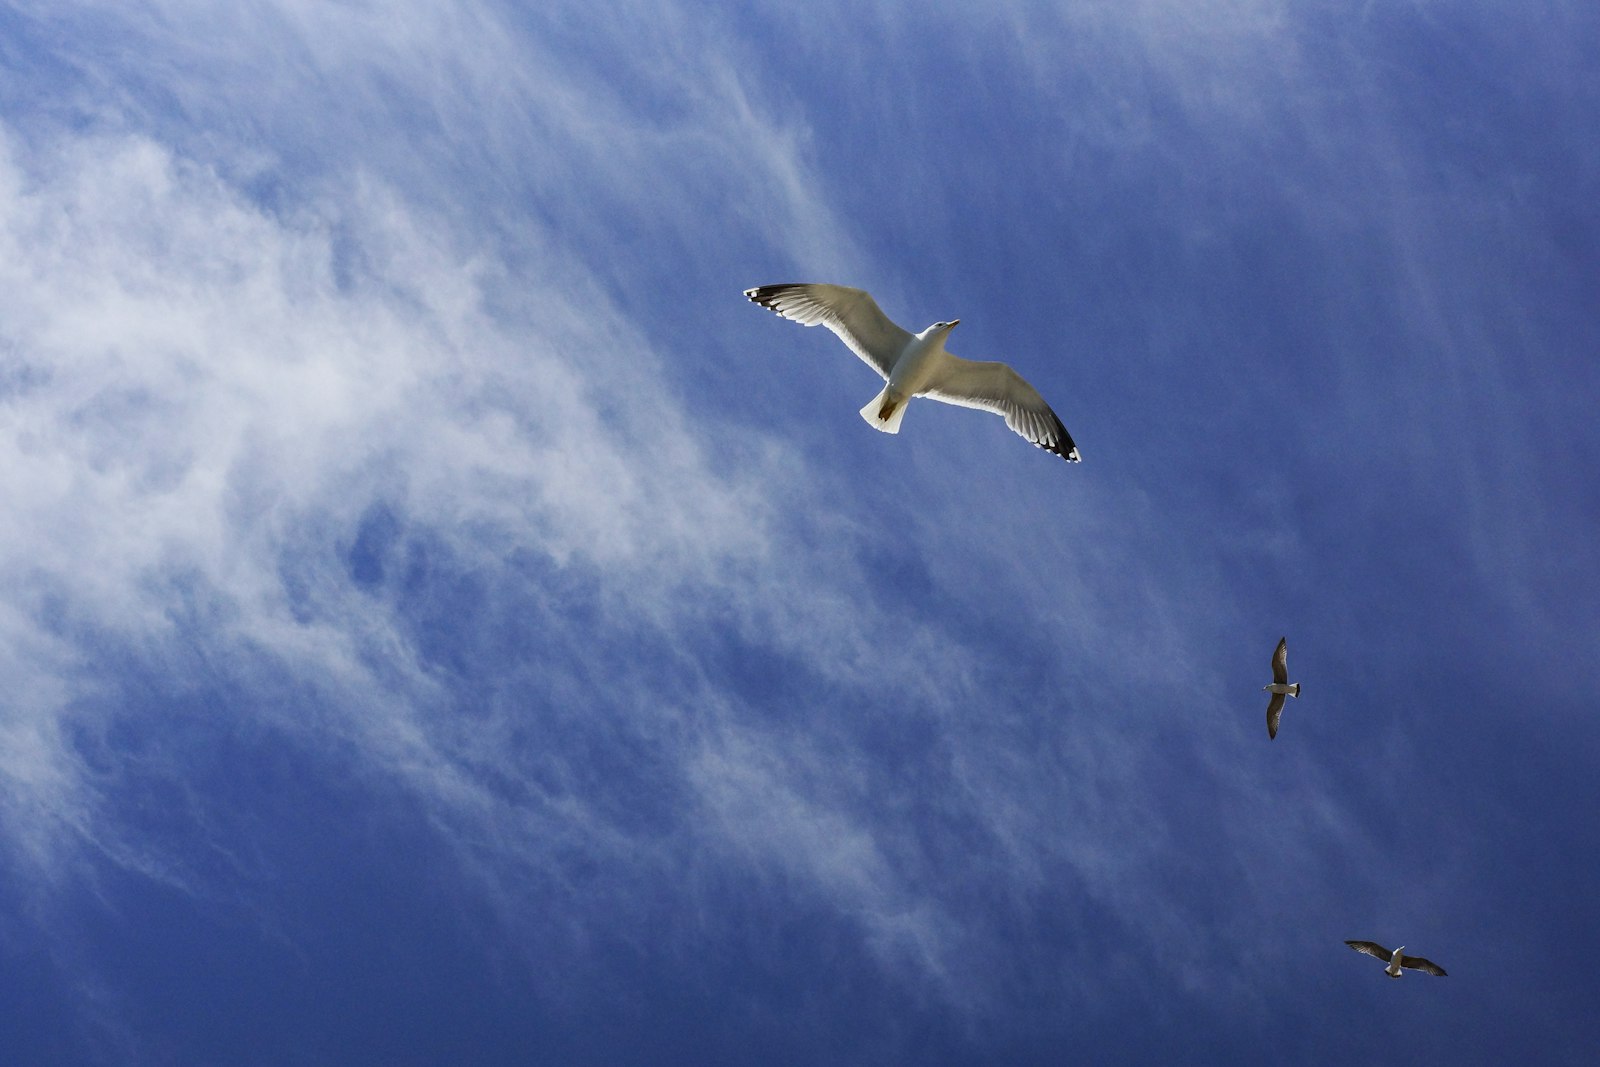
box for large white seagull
[745,284,1080,462]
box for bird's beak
[947,319,960,329]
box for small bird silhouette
[1263,637,1300,739]
[1345,940,1448,978]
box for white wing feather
[921,356,1080,461]
[744,284,911,380]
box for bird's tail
[860,385,909,434]
[1291,684,1301,698]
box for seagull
[744,284,1080,462]
[1263,636,1300,739]
[1345,940,1448,978]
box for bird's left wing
[744,284,911,380]
[921,356,1080,462]
[1345,940,1392,960]
[1266,693,1285,739]
[1400,956,1447,976]
[1272,637,1289,684]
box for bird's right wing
[1400,956,1447,976]
[1266,693,1285,739]
[1345,940,1392,961]
[744,284,911,380]
[921,356,1081,462]
[1272,637,1289,684]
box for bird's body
[1263,636,1300,739]
[1345,940,1447,978]
[744,283,1080,462]
[865,320,954,432]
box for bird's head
[923,319,960,337]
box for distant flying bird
[1345,941,1448,978]
[1263,636,1300,739]
[744,284,1080,462]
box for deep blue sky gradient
[2,2,1598,1063]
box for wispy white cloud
[0,116,745,842]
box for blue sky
[2,1,1597,1063]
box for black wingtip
[1046,410,1081,463]
[745,283,806,301]
[744,283,808,315]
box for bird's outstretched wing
[1400,955,1447,976]
[920,356,1081,462]
[1345,940,1392,961]
[744,284,911,380]
[1272,637,1289,684]
[1267,693,1286,739]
